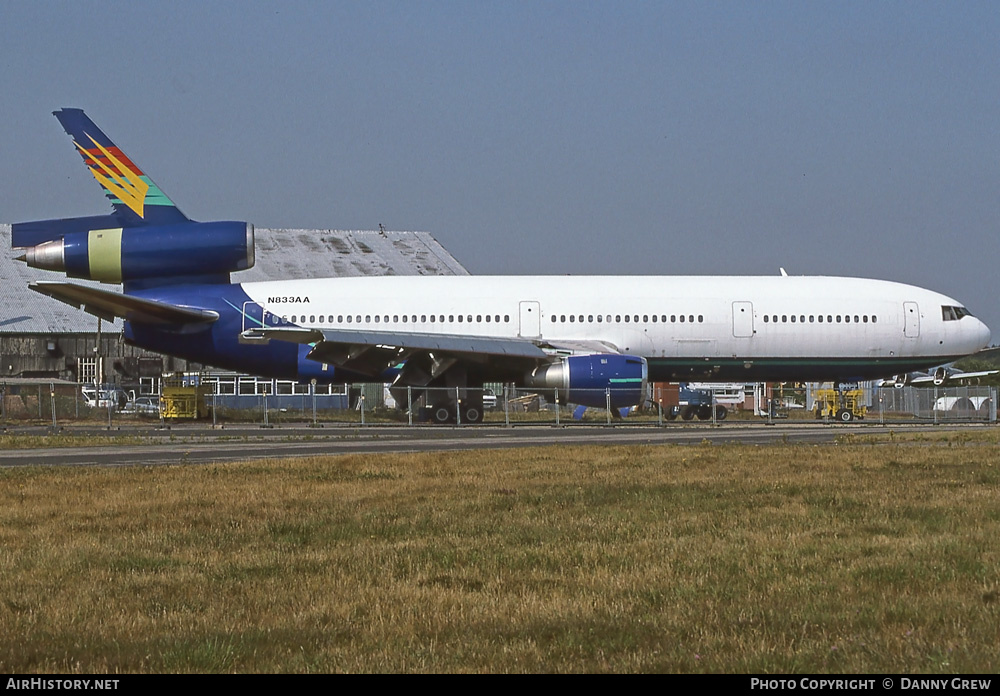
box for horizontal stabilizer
[29,281,219,325]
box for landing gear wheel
[836,408,854,422]
[462,406,483,424]
[681,406,696,421]
[715,405,728,421]
[432,404,453,424]
[697,405,713,420]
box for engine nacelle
[524,354,648,408]
[18,221,254,284]
[933,366,948,386]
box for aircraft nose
[976,319,991,350]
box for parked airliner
[12,109,991,422]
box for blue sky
[2,1,998,335]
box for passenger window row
[550,314,704,324]
[761,314,877,324]
[282,314,512,325]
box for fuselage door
[903,301,920,338]
[242,301,269,333]
[732,301,754,338]
[519,301,541,338]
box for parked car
[483,388,497,411]
[123,396,160,416]
[81,385,129,411]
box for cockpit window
[942,305,972,321]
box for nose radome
[977,319,992,350]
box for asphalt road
[0,421,986,468]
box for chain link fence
[871,384,996,423]
[2,378,995,428]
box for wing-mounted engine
[16,220,254,287]
[933,366,948,386]
[524,354,649,408]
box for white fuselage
[237,274,990,382]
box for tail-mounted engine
[16,220,254,286]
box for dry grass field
[1,438,998,673]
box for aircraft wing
[242,328,620,359]
[242,326,566,378]
[29,281,220,325]
[904,370,999,385]
[243,326,549,357]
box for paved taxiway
[0,422,986,468]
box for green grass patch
[0,434,149,449]
[0,441,998,672]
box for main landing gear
[428,398,484,425]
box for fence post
[311,380,317,427]
[606,388,612,426]
[455,386,461,426]
[50,383,57,429]
[554,389,560,427]
[407,386,413,426]
[504,384,510,427]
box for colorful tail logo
[75,134,150,218]
[53,108,189,227]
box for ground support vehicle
[813,387,867,422]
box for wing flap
[537,338,622,355]
[30,281,219,325]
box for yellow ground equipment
[160,373,210,420]
[814,388,867,422]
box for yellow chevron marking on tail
[75,134,149,218]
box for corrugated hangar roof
[0,225,468,334]
[240,228,468,281]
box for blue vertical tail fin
[52,108,190,227]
